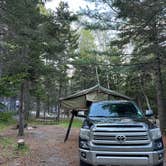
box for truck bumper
[80,149,164,166]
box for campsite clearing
[0,124,165,166]
[0,124,79,166]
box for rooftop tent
[60,84,132,142]
[60,84,131,110]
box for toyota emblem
[115,135,126,143]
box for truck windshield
[88,102,143,119]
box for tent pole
[64,110,75,142]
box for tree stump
[17,139,25,149]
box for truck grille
[91,124,150,146]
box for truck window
[88,102,143,119]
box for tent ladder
[64,110,75,142]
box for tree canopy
[0,0,166,133]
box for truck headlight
[79,128,90,150]
[153,138,164,151]
[79,140,90,150]
[80,128,90,140]
[150,128,162,140]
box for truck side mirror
[77,111,86,118]
[145,109,154,117]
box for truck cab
[79,100,164,166]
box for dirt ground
[0,125,166,166]
[0,125,80,166]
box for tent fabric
[60,84,132,110]
[61,95,87,110]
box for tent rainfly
[60,84,132,110]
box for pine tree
[80,0,166,132]
[42,1,79,100]
[1,0,46,136]
[111,0,166,132]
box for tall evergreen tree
[80,0,166,132]
[71,29,97,90]
[111,0,166,133]
[42,1,79,100]
[1,0,46,135]
[1,0,79,124]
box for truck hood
[86,117,156,129]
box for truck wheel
[80,160,91,166]
[156,162,163,166]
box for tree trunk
[47,93,50,114]
[107,74,110,89]
[18,81,25,136]
[24,79,30,121]
[152,21,165,133]
[136,95,143,111]
[57,79,62,121]
[140,80,151,111]
[36,97,40,118]
[155,56,165,133]
[57,104,60,122]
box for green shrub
[0,112,16,131]
[0,112,13,123]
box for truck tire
[80,160,91,166]
[156,162,163,166]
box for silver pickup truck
[79,100,164,166]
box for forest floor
[0,125,165,166]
